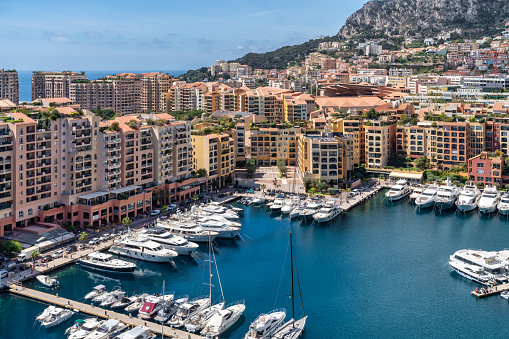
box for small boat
[92,287,120,304]
[36,305,56,321]
[289,204,306,219]
[36,275,59,288]
[66,318,102,339]
[85,285,108,300]
[299,201,322,221]
[455,183,481,213]
[498,190,509,216]
[409,185,426,201]
[272,317,308,339]
[225,204,243,214]
[201,300,246,338]
[415,183,439,209]
[185,301,225,333]
[478,184,501,214]
[270,198,284,212]
[385,179,412,201]
[167,296,210,327]
[312,202,342,224]
[111,291,140,310]
[84,319,127,339]
[114,326,152,339]
[78,252,136,274]
[40,307,74,328]
[281,198,300,214]
[244,309,286,339]
[138,294,174,320]
[250,196,266,206]
[154,295,188,323]
[124,293,149,313]
[501,291,509,300]
[100,290,126,308]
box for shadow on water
[415,206,434,215]
[220,315,246,338]
[214,238,241,249]
[78,266,137,282]
[434,208,456,217]
[455,209,477,219]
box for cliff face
[338,0,509,38]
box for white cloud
[249,10,275,17]
[49,35,70,43]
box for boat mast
[208,232,212,311]
[290,231,295,323]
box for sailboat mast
[290,231,295,321]
[209,232,212,311]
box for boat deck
[471,283,509,298]
[7,284,201,338]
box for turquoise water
[3,193,509,338]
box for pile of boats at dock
[449,248,509,286]
[239,194,343,223]
[389,178,509,215]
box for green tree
[196,168,208,177]
[122,217,132,230]
[273,178,278,187]
[415,156,430,170]
[31,250,40,263]
[246,159,256,179]
[78,232,88,245]
[160,205,168,214]
[317,181,328,193]
[327,187,336,195]
[260,184,267,193]
[0,240,22,258]
[277,159,287,177]
[362,108,378,120]
[192,194,199,202]
[309,187,317,196]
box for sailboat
[272,232,307,339]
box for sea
[2,193,509,338]
[16,70,188,103]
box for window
[28,209,32,216]
[18,211,23,218]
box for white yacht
[138,227,199,255]
[224,204,243,214]
[272,316,308,339]
[194,218,241,239]
[79,252,136,273]
[289,204,307,219]
[66,318,102,339]
[36,275,59,288]
[84,285,107,300]
[167,296,210,327]
[114,326,152,339]
[111,291,139,310]
[109,238,178,263]
[100,290,126,308]
[84,319,127,339]
[455,183,481,212]
[415,183,439,209]
[185,301,225,333]
[124,293,149,313]
[154,295,188,323]
[270,198,285,212]
[478,185,501,214]
[244,309,286,339]
[157,220,219,243]
[385,179,412,201]
[299,201,322,220]
[449,249,509,285]
[409,185,426,201]
[250,196,266,206]
[92,286,122,304]
[190,213,242,227]
[498,190,509,216]
[36,305,57,322]
[281,198,299,214]
[312,203,342,224]
[138,294,174,320]
[40,307,75,328]
[434,178,459,211]
[201,301,246,338]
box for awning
[110,185,142,195]
[389,172,423,180]
[78,191,109,200]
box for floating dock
[471,283,509,298]
[7,284,201,338]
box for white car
[150,209,161,216]
[98,236,107,242]
[160,215,168,220]
[88,239,99,245]
[52,250,64,259]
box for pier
[7,284,201,338]
[471,283,509,298]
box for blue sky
[0,0,368,71]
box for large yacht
[138,227,199,255]
[312,202,342,224]
[250,195,266,206]
[269,198,285,212]
[109,238,178,263]
[409,185,426,201]
[167,296,211,327]
[415,183,439,209]
[498,190,509,216]
[201,301,246,338]
[157,220,219,243]
[281,198,299,214]
[194,218,240,239]
[299,201,322,220]
[78,252,136,273]
[434,178,459,211]
[84,319,127,339]
[385,179,412,201]
[244,309,286,339]
[449,249,509,285]
[478,185,501,214]
[455,183,481,213]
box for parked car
[160,215,168,220]
[88,238,99,246]
[0,269,7,279]
[78,244,86,250]
[40,255,52,263]
[98,236,107,242]
[150,209,161,216]
[65,245,77,254]
[2,261,17,272]
[52,250,64,259]
[168,204,177,210]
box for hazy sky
[0,0,368,71]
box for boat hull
[435,201,455,210]
[415,199,435,209]
[78,260,135,273]
[109,247,174,263]
[386,190,411,201]
[479,205,497,214]
[456,203,477,213]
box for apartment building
[32,71,87,101]
[192,133,235,187]
[0,70,19,104]
[166,82,207,112]
[427,122,469,169]
[249,126,300,166]
[0,122,14,237]
[327,118,365,167]
[364,120,396,168]
[396,123,429,159]
[469,122,486,158]
[468,152,503,186]
[236,87,291,122]
[140,72,173,112]
[282,93,315,121]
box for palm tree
[273,178,278,188]
[160,205,168,214]
[78,232,88,246]
[260,184,267,193]
[122,217,132,231]
[192,194,199,202]
[31,250,40,264]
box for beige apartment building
[166,82,207,112]
[249,126,300,166]
[236,87,291,122]
[192,133,235,188]
[364,120,396,169]
[0,70,19,104]
[328,117,365,167]
[32,71,87,101]
[396,123,429,159]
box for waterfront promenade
[7,284,200,338]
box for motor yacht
[201,300,246,338]
[244,309,286,339]
[84,285,107,300]
[92,286,122,304]
[109,237,178,263]
[111,291,140,310]
[114,326,152,339]
[449,249,509,285]
[498,190,509,216]
[167,296,210,327]
[192,214,242,227]
[184,301,225,333]
[385,179,412,201]
[200,203,227,214]
[36,275,59,288]
[270,198,285,212]
[194,219,240,239]
[501,291,509,300]
[157,220,219,243]
[124,293,149,313]
[84,319,127,339]
[281,198,299,214]
[36,305,57,322]
[312,202,342,224]
[154,295,188,323]
[100,290,127,308]
[40,307,74,328]
[478,185,501,214]
[455,183,481,213]
[79,252,136,273]
[138,227,199,255]
[415,183,439,209]
[272,316,308,339]
[224,204,243,214]
[409,185,426,201]
[434,179,459,211]
[138,294,174,320]
[250,196,266,206]
[299,201,322,221]
[66,318,102,339]
[289,204,307,219]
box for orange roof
[40,97,72,104]
[8,112,35,124]
[154,113,175,121]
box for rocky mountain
[338,0,509,39]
